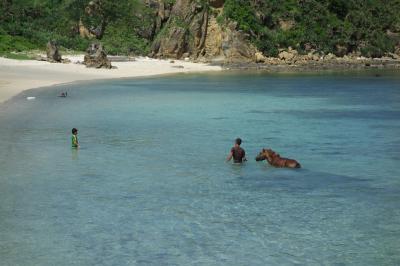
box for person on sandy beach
[71,128,79,148]
[226,138,247,163]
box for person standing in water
[226,138,246,163]
[71,128,79,148]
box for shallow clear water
[1,71,400,265]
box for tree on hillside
[64,0,139,39]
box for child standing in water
[71,128,79,148]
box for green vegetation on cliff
[0,1,90,53]
[0,0,399,58]
[221,0,400,57]
[0,0,150,56]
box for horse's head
[256,148,276,162]
[256,148,271,161]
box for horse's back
[285,159,301,168]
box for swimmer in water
[226,138,247,163]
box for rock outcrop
[138,0,174,40]
[395,44,400,57]
[83,43,112,69]
[79,19,95,38]
[209,0,224,8]
[255,52,266,63]
[278,50,295,61]
[46,41,62,63]
[150,0,258,63]
[150,0,209,59]
[202,16,223,58]
[220,22,257,63]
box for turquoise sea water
[0,71,400,265]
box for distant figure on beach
[71,128,79,148]
[59,92,67,97]
[226,138,246,163]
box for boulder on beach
[324,53,336,61]
[46,40,62,63]
[254,52,266,63]
[83,43,112,69]
[278,50,295,61]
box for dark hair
[235,138,242,145]
[72,128,78,134]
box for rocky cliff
[148,0,258,63]
[74,0,399,63]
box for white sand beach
[0,55,221,103]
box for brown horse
[255,148,301,168]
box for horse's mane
[266,149,280,159]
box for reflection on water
[0,71,399,265]
[71,148,79,160]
